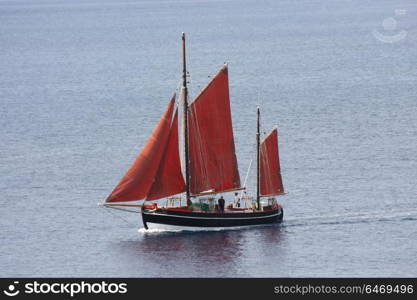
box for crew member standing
[218,196,225,212]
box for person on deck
[218,196,225,212]
[234,192,241,208]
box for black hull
[141,207,283,228]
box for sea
[1,0,416,277]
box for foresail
[147,109,186,200]
[188,65,241,194]
[260,128,284,196]
[106,96,176,202]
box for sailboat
[103,33,285,229]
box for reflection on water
[115,224,286,277]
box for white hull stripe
[143,211,281,220]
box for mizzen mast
[182,32,192,207]
[256,106,261,210]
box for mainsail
[106,96,178,202]
[188,65,241,194]
[259,128,284,196]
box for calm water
[1,0,416,277]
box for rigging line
[102,205,139,226]
[175,79,182,95]
[242,158,254,190]
[105,205,141,214]
[239,139,257,203]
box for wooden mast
[182,32,192,207]
[256,106,261,210]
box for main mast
[256,106,261,210]
[182,33,192,206]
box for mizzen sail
[188,65,241,194]
[106,96,176,202]
[260,128,284,196]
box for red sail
[260,128,284,196]
[188,65,241,194]
[147,109,186,200]
[106,96,176,202]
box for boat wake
[137,223,273,234]
[284,208,417,228]
[136,208,417,234]
[138,227,184,234]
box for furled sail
[147,109,186,200]
[260,128,284,196]
[188,65,241,194]
[106,96,176,202]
